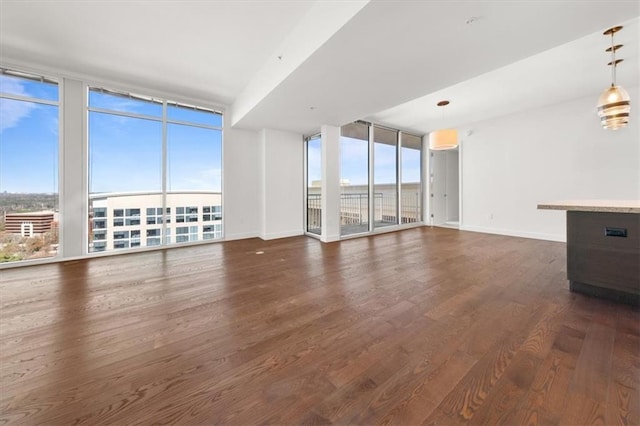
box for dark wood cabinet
[567,211,640,304]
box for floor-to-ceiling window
[306,134,322,235]
[373,126,398,228]
[340,122,370,236]
[167,102,223,244]
[0,68,60,264]
[88,87,222,253]
[88,89,162,252]
[400,132,422,223]
[338,121,423,238]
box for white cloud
[96,97,151,114]
[0,80,37,133]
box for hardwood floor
[1,227,638,425]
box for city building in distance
[5,211,55,237]
[89,191,222,252]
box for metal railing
[307,194,322,234]
[306,191,421,234]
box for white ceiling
[1,0,638,135]
[0,0,315,105]
[368,15,640,134]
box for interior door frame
[429,145,462,228]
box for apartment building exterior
[89,191,222,252]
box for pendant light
[597,26,631,130]
[429,100,458,150]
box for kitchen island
[538,200,640,305]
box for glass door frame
[303,132,322,238]
[342,121,425,239]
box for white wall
[223,127,261,240]
[259,128,304,239]
[60,78,87,257]
[321,125,341,242]
[460,87,639,242]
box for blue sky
[0,76,58,193]
[89,90,223,194]
[0,76,222,194]
[308,136,421,187]
[2,74,416,197]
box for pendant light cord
[610,32,616,87]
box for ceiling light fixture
[429,100,458,150]
[597,25,630,130]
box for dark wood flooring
[1,227,638,425]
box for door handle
[605,227,627,237]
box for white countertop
[537,200,640,213]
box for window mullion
[368,124,374,232]
[0,92,58,106]
[162,100,168,246]
[166,118,221,131]
[397,131,402,225]
[87,106,162,122]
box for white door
[445,150,459,223]
[430,149,459,227]
[430,151,446,226]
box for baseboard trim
[260,230,305,240]
[459,225,565,242]
[225,231,260,241]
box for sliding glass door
[306,135,322,235]
[373,126,398,228]
[400,133,422,223]
[340,123,369,236]
[338,122,422,237]
[305,122,422,240]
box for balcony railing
[307,194,322,235]
[306,191,421,235]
